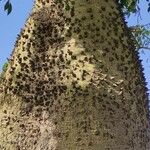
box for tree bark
[0,0,150,149]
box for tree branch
[138,46,150,51]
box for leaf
[4,1,9,10]
[148,6,150,12]
[7,2,12,15]
[2,62,8,72]
[4,0,12,15]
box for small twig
[138,47,150,51]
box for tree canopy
[119,0,150,14]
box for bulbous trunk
[0,0,150,149]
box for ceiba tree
[0,0,150,149]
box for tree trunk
[0,0,150,149]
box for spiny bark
[0,0,150,149]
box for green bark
[0,0,149,149]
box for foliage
[118,0,139,14]
[0,62,8,83]
[118,0,150,51]
[2,62,8,73]
[130,24,150,50]
[0,0,12,15]
[118,0,150,14]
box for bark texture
[0,0,150,149]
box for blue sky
[0,0,34,68]
[0,0,150,97]
[127,1,150,98]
